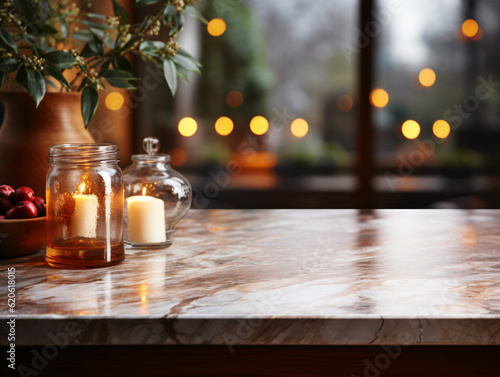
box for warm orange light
[77,182,86,194]
[105,92,124,111]
[370,88,389,108]
[232,151,278,169]
[141,295,146,301]
[290,118,309,138]
[250,116,269,135]
[337,94,353,112]
[226,90,244,108]
[402,120,420,139]
[418,68,436,87]
[215,116,234,136]
[471,26,483,41]
[142,187,147,196]
[170,148,187,166]
[433,120,450,139]
[178,117,197,137]
[462,19,479,38]
[207,18,226,37]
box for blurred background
[89,0,500,209]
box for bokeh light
[471,26,483,41]
[170,147,187,166]
[401,120,420,140]
[291,118,309,138]
[250,116,269,135]
[462,19,479,38]
[337,94,353,112]
[226,90,244,108]
[215,116,234,136]
[178,117,197,137]
[105,92,124,111]
[418,68,436,87]
[432,120,451,139]
[207,18,226,37]
[370,88,389,108]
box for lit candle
[127,188,166,244]
[71,182,99,238]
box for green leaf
[163,4,184,35]
[33,23,59,36]
[111,0,129,24]
[177,48,202,66]
[14,0,37,23]
[120,36,138,52]
[103,69,134,80]
[80,20,111,30]
[111,0,121,17]
[175,64,190,83]
[15,65,28,91]
[45,77,58,90]
[0,28,18,54]
[134,0,161,6]
[173,53,201,74]
[81,32,104,57]
[86,13,106,19]
[163,58,177,96]
[72,30,92,42]
[99,60,111,75]
[81,86,99,128]
[60,20,68,38]
[0,58,20,73]
[44,64,72,90]
[140,40,164,52]
[183,5,208,24]
[43,51,75,69]
[113,55,133,73]
[38,0,52,23]
[103,68,136,89]
[27,70,46,107]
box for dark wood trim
[10,345,500,377]
[356,0,375,209]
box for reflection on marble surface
[1,209,500,346]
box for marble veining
[1,209,500,346]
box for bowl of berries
[0,185,47,257]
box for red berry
[4,208,15,219]
[0,185,15,201]
[33,197,46,217]
[13,186,35,204]
[0,215,5,220]
[0,198,13,215]
[13,200,37,219]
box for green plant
[0,0,206,127]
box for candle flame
[142,187,147,196]
[77,182,86,194]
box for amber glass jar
[46,144,125,269]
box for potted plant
[0,0,205,195]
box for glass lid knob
[143,137,160,155]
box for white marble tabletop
[1,209,499,346]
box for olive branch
[0,0,207,127]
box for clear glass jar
[46,144,125,269]
[123,137,192,247]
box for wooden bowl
[0,217,47,258]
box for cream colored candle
[127,191,166,244]
[71,183,99,238]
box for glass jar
[123,137,192,247]
[46,144,125,269]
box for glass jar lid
[132,137,170,163]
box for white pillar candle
[127,194,166,244]
[71,183,99,238]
